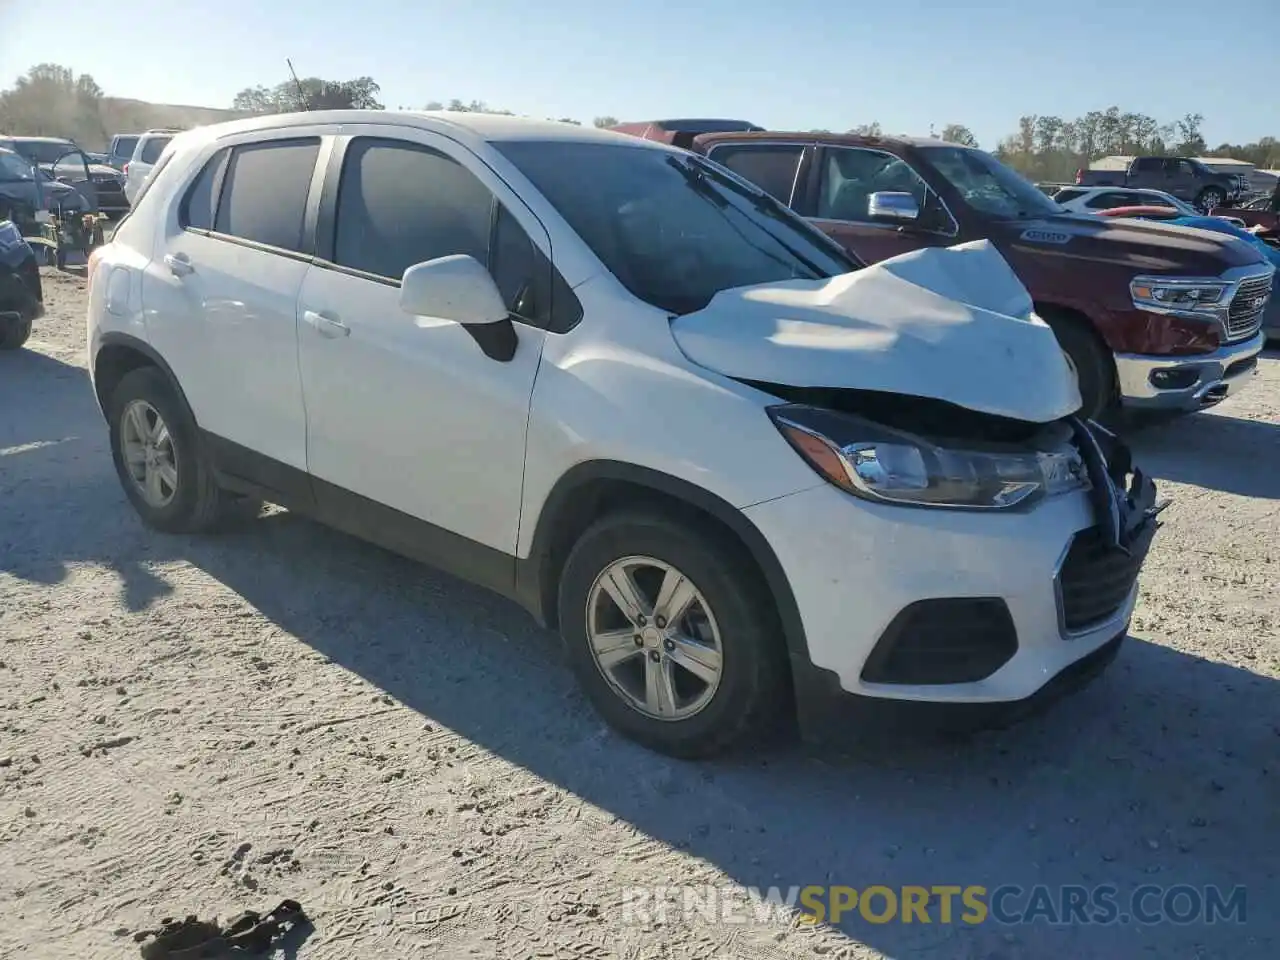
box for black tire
[0,316,32,351]
[557,510,789,759]
[1043,312,1114,421]
[107,366,229,533]
[1197,187,1226,213]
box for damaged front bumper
[744,422,1162,742]
[1114,331,1265,411]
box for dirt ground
[1,267,1277,960]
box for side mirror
[399,254,517,362]
[867,191,920,224]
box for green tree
[593,116,619,128]
[230,76,383,113]
[939,123,978,147]
[0,63,106,143]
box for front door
[297,130,550,564]
[805,145,960,266]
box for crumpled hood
[670,239,1081,424]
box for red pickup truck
[612,121,1273,419]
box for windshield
[926,146,1063,219]
[493,140,857,315]
[0,152,34,182]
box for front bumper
[1113,331,1265,410]
[744,459,1158,741]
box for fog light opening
[1148,368,1200,391]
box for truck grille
[1226,274,1272,340]
[1055,526,1147,634]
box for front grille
[1055,526,1149,633]
[1225,274,1272,340]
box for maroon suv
[612,121,1273,419]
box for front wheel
[557,511,789,758]
[1044,312,1115,421]
[0,316,32,350]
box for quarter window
[705,144,804,204]
[214,138,320,253]
[180,150,227,230]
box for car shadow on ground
[1125,409,1280,500]
[3,353,1277,958]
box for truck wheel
[107,366,231,534]
[557,510,789,759]
[1043,311,1114,420]
[1197,187,1226,212]
[0,316,32,350]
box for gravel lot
[1,267,1277,959]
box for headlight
[1130,276,1230,316]
[768,405,1089,510]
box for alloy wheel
[120,398,179,508]
[585,556,725,721]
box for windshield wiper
[666,156,834,277]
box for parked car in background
[0,146,87,224]
[1054,186,1247,227]
[87,111,1162,758]
[1097,205,1280,340]
[613,122,1272,419]
[1056,186,1199,216]
[1222,193,1280,234]
[107,133,141,171]
[0,218,43,350]
[1075,157,1241,211]
[123,129,181,204]
[0,136,103,214]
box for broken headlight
[768,404,1088,510]
[1130,276,1230,317]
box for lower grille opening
[1055,526,1147,633]
[861,598,1018,686]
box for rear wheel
[557,511,788,758]
[107,366,231,533]
[1197,187,1226,213]
[1043,311,1114,420]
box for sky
[2,0,1277,150]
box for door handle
[163,253,193,277]
[303,310,350,339]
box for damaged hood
[669,239,1081,423]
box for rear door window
[214,138,321,253]
[704,143,803,204]
[113,136,139,160]
[1132,157,1162,174]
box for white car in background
[1054,186,1201,216]
[123,129,181,204]
[85,112,1161,757]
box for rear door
[804,145,959,264]
[144,128,330,480]
[1162,159,1198,200]
[1128,157,1163,189]
[699,140,810,206]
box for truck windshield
[926,146,1063,220]
[494,140,858,315]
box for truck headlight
[768,405,1089,510]
[1130,276,1230,316]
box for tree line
[4,64,1278,183]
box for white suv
[123,129,180,204]
[87,111,1161,757]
